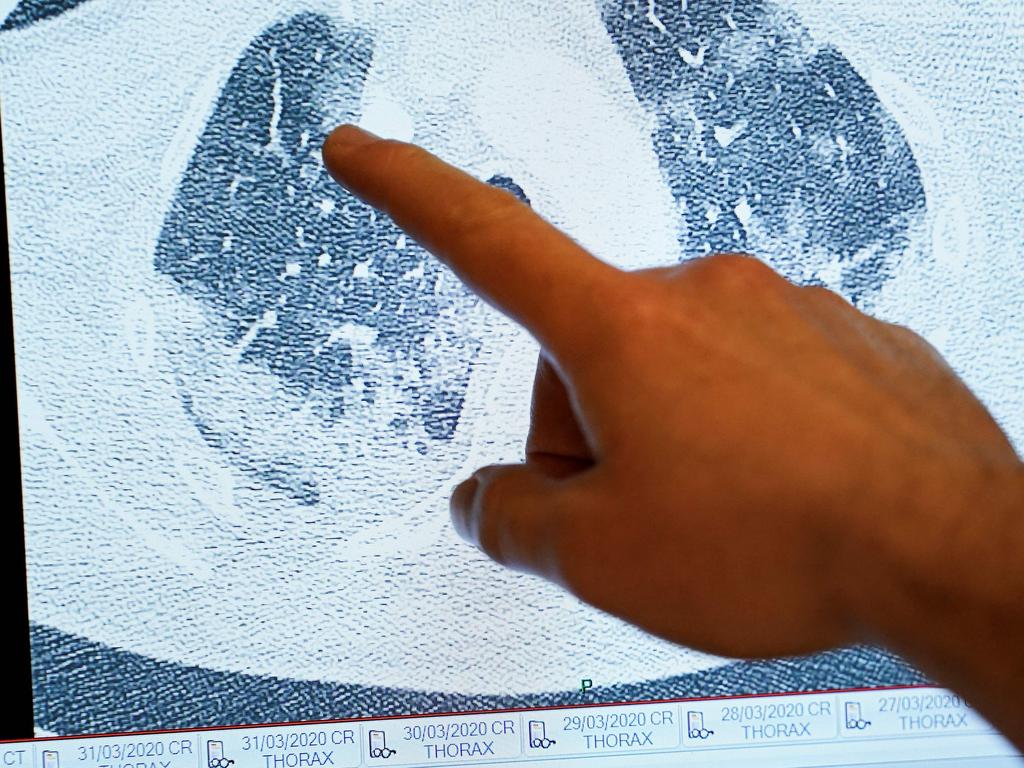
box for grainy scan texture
[1,0,1021,735]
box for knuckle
[883,321,935,354]
[882,319,911,337]
[875,320,953,371]
[475,468,510,516]
[802,283,849,306]
[474,469,515,562]
[885,320,920,340]
[603,277,671,341]
[691,252,780,289]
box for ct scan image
[2,0,1021,735]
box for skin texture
[322,124,1024,749]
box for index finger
[322,124,624,362]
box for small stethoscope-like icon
[528,720,556,749]
[687,711,715,740]
[368,730,397,759]
[206,741,234,768]
[844,702,872,731]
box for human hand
[320,125,1023,665]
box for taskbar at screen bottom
[4,687,1022,768]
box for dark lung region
[1,0,92,30]
[599,0,926,303]
[155,13,483,500]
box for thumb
[450,463,584,580]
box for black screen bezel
[1,106,37,741]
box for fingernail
[325,124,380,153]
[449,476,480,542]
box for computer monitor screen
[2,0,1022,765]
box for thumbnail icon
[687,711,714,740]
[368,730,396,759]
[207,741,235,768]
[844,702,872,731]
[528,720,556,749]
[42,751,59,768]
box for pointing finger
[322,124,625,364]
